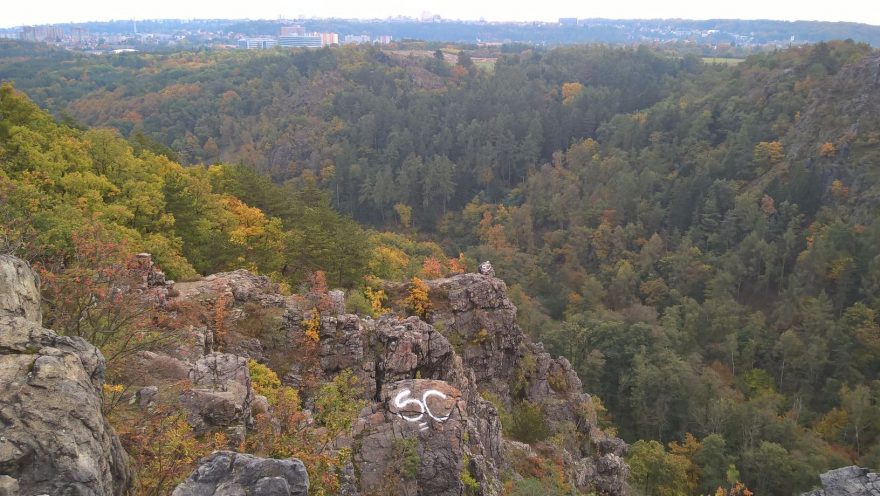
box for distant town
[0,20,393,53]
[1,16,879,54]
[236,25,392,50]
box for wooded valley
[3,39,880,494]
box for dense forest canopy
[4,39,880,494]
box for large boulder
[586,451,629,496]
[180,352,255,444]
[0,255,132,495]
[369,316,459,395]
[802,466,880,496]
[428,276,621,415]
[310,314,503,495]
[315,314,470,403]
[173,270,287,308]
[169,269,293,363]
[172,451,309,496]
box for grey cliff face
[313,315,503,495]
[0,255,132,495]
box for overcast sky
[3,0,879,28]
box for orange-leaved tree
[38,224,172,364]
[403,277,432,319]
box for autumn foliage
[403,277,433,319]
[112,403,228,496]
[38,225,171,364]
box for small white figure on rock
[478,261,495,277]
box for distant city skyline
[3,0,879,29]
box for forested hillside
[4,39,880,494]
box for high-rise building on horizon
[280,25,306,37]
[237,37,277,49]
[319,32,338,46]
[278,35,322,48]
[342,34,371,45]
[20,25,63,42]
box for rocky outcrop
[425,274,622,450]
[174,269,288,308]
[134,252,176,303]
[305,272,624,494]
[779,53,880,223]
[313,316,503,494]
[579,444,629,496]
[426,273,524,401]
[788,54,880,162]
[802,466,880,496]
[3,253,623,496]
[166,268,628,495]
[180,352,255,444]
[116,270,280,446]
[172,451,309,496]
[424,273,626,491]
[352,379,471,496]
[0,255,132,495]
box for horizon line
[2,16,880,30]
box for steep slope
[782,52,880,223]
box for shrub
[364,286,389,316]
[481,390,513,435]
[112,404,228,496]
[547,367,568,392]
[403,277,432,319]
[420,256,444,278]
[509,402,549,444]
[237,302,283,340]
[248,360,282,405]
[38,225,171,364]
[314,370,366,441]
[302,308,321,342]
[344,288,372,316]
[460,453,480,495]
[511,478,552,496]
[245,385,345,495]
[392,438,420,480]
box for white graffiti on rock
[393,389,451,431]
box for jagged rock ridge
[155,266,628,495]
